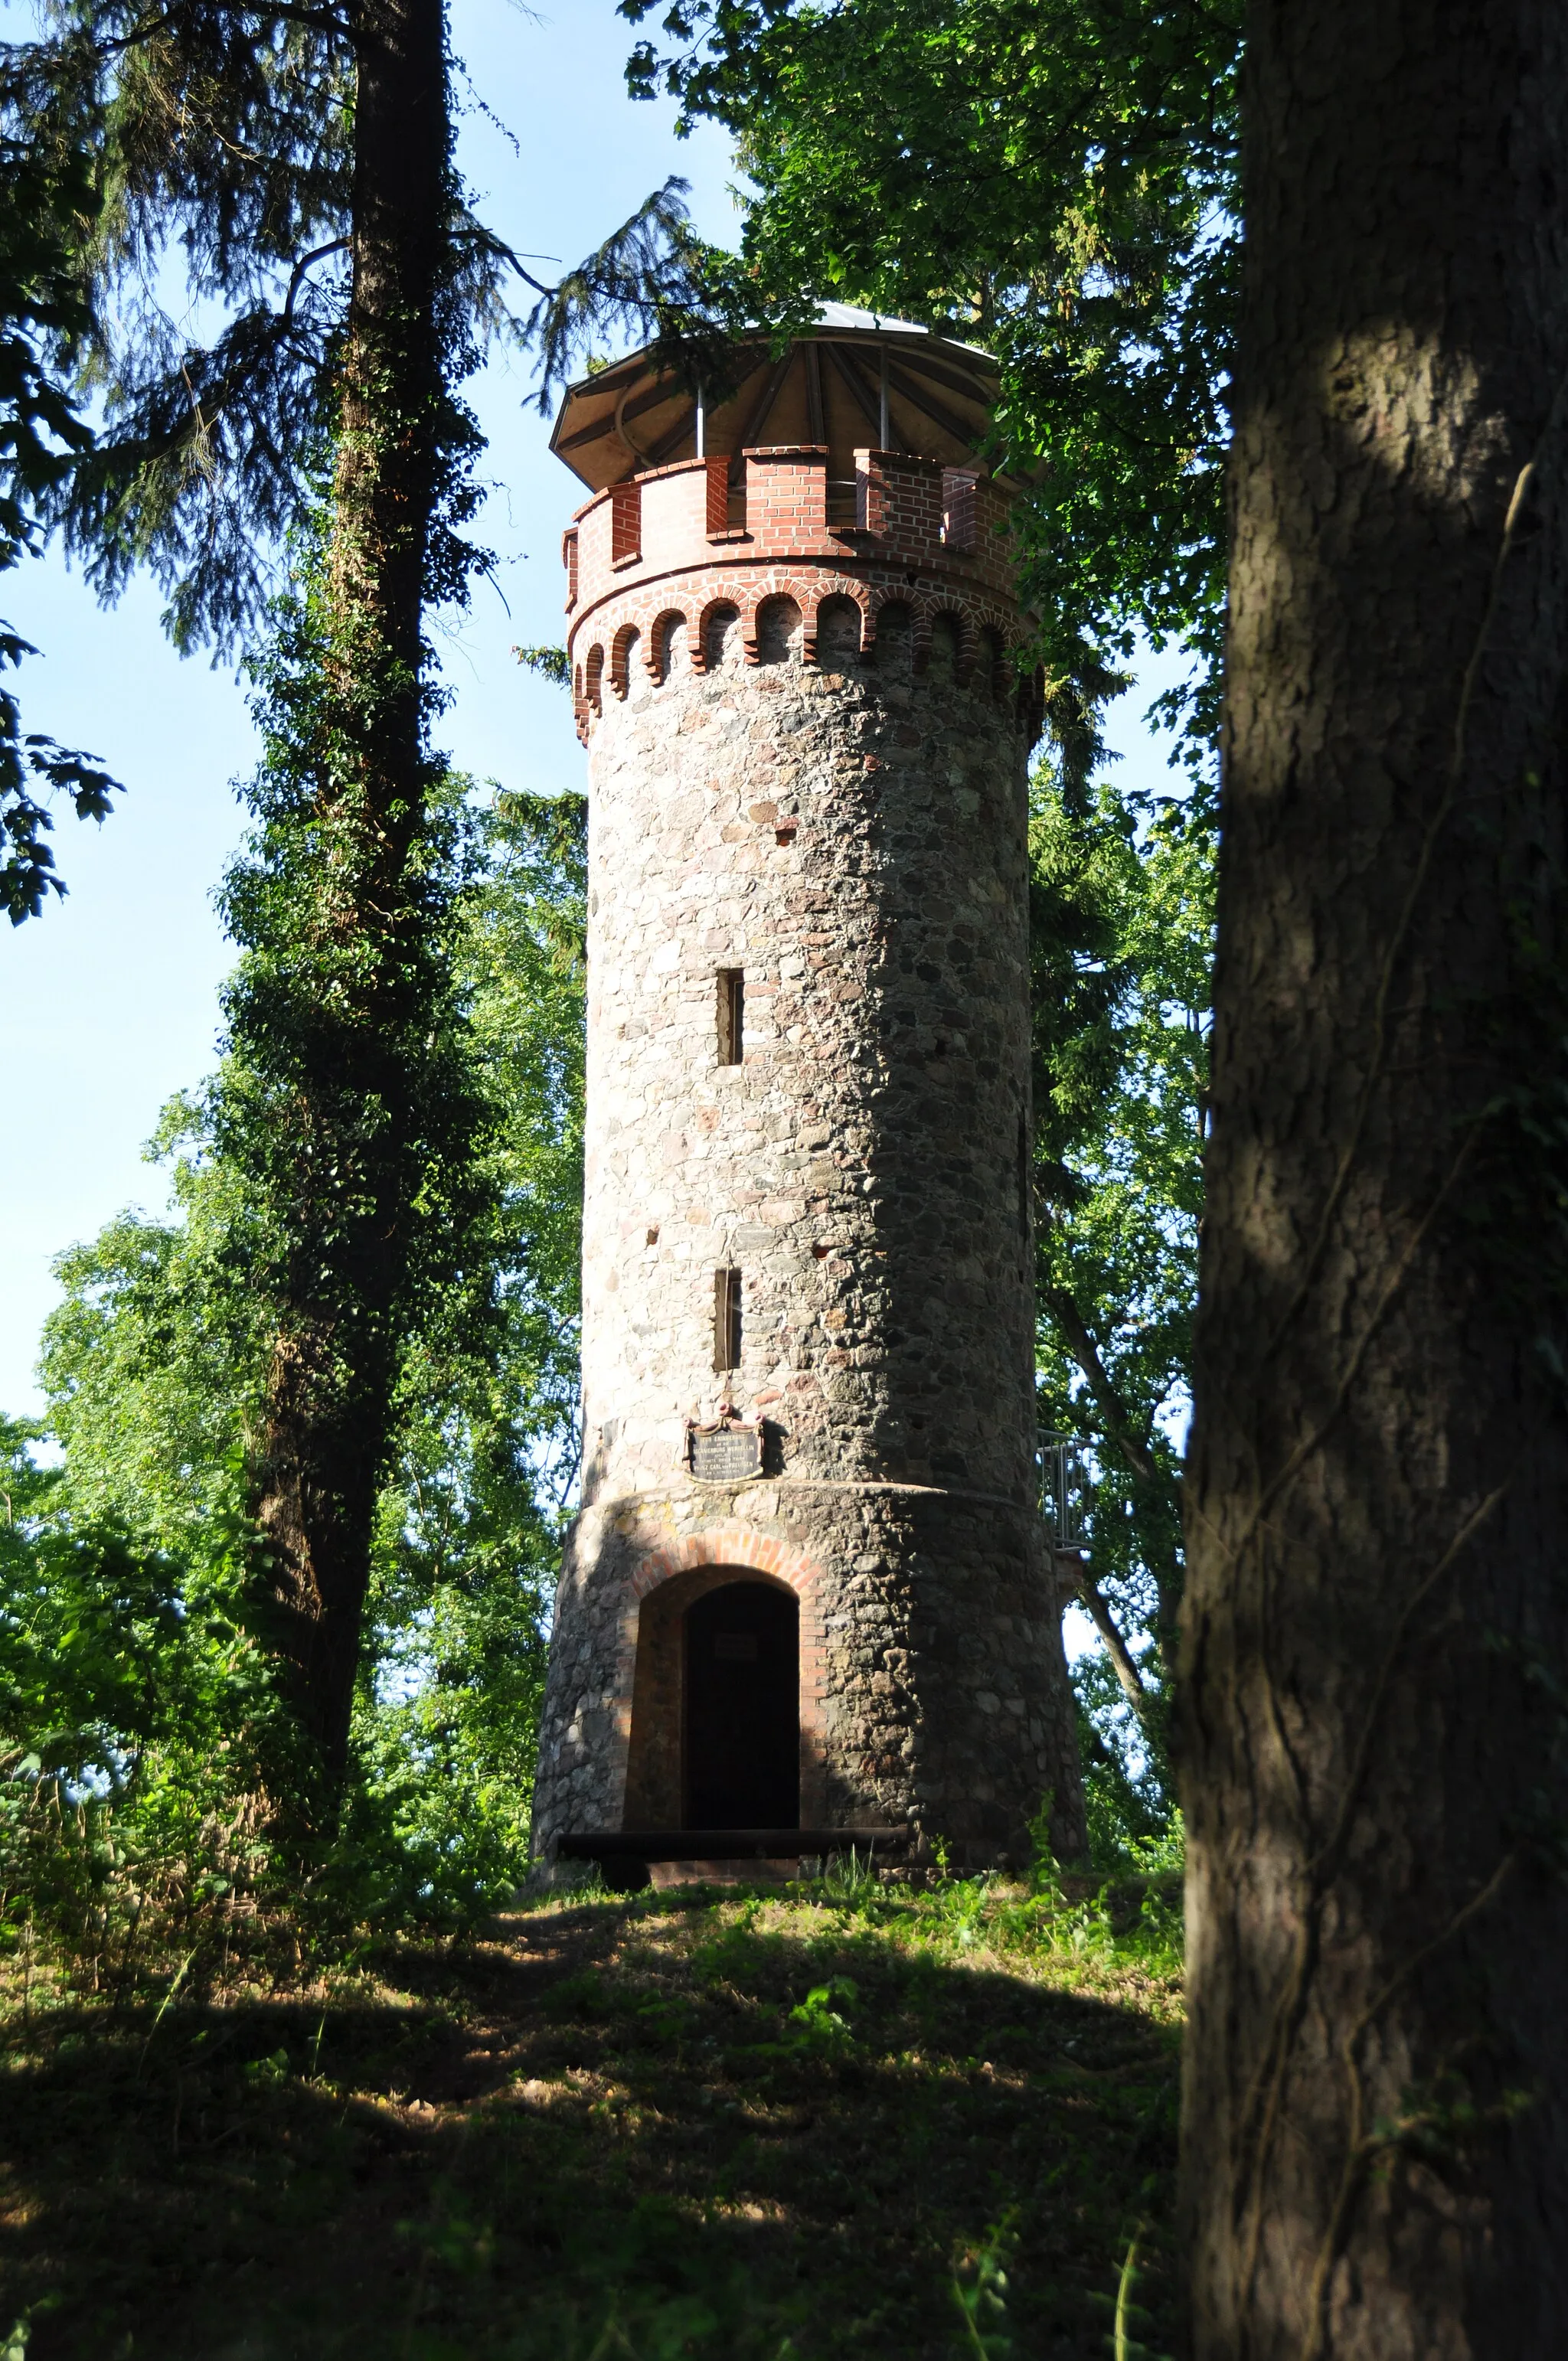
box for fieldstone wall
[531,455,1086,1868]
[536,1487,1082,1868]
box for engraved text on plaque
[690,1425,762,1482]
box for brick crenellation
[564,447,1036,746]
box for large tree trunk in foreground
[253,0,449,1797]
[1182,6,1568,2353]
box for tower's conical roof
[550,305,1000,494]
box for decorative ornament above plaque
[688,1420,762,1482]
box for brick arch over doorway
[619,1530,829,1830]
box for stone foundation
[533,1480,1080,1870]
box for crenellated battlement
[566,446,1016,619]
[564,446,1034,744]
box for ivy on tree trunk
[237,0,474,1800]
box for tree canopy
[624,0,1241,757]
[3,779,586,1947]
[0,100,119,919]
[14,0,714,658]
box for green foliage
[1031,782,1210,1429]
[2,753,589,1967]
[32,0,356,654]
[348,780,586,1914]
[514,642,572,690]
[364,785,580,1902]
[951,2211,1018,2359]
[213,557,500,1432]
[1029,761,1212,1806]
[0,109,122,916]
[622,0,1241,750]
[1073,1653,1177,1865]
[818,1841,878,1906]
[460,782,587,1444]
[12,2,720,659]
[0,1408,274,1983]
[1098,2225,1171,2361]
[41,1196,250,1550]
[0,1416,250,1796]
[785,1973,857,2046]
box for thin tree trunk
[1040,1283,1162,1490]
[1181,6,1568,2353]
[1071,1566,1153,1719]
[253,0,449,1798]
[1040,1278,1184,1667]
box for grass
[0,1868,1183,2359]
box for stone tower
[531,312,1086,1871]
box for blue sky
[2,0,1190,1416]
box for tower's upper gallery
[549,304,1004,495]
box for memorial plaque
[690,1423,762,1481]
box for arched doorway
[684,1582,799,1829]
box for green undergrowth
[0,1870,1184,2359]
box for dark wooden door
[684,1582,799,1830]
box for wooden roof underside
[550,327,1001,495]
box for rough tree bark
[1182,5,1568,2355]
[253,0,451,1794]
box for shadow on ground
[0,1887,1181,2359]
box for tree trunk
[252,0,450,1798]
[1182,5,1568,2354]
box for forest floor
[0,1869,1184,2360]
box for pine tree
[0,80,119,920]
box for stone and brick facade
[531,364,1086,1870]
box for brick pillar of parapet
[531,440,1087,1870]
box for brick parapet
[564,446,1022,704]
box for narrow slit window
[717,968,744,1066]
[714,1267,743,1372]
[1018,1112,1032,1237]
[610,480,642,564]
[705,456,730,537]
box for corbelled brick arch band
[608,1528,831,1831]
[576,570,1029,739]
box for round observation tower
[531,309,1086,1873]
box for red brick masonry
[564,448,1040,743]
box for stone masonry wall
[577,602,1039,1499]
[531,443,1086,1868]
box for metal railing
[1038,1432,1091,1550]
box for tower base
[531,1474,1087,1873]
